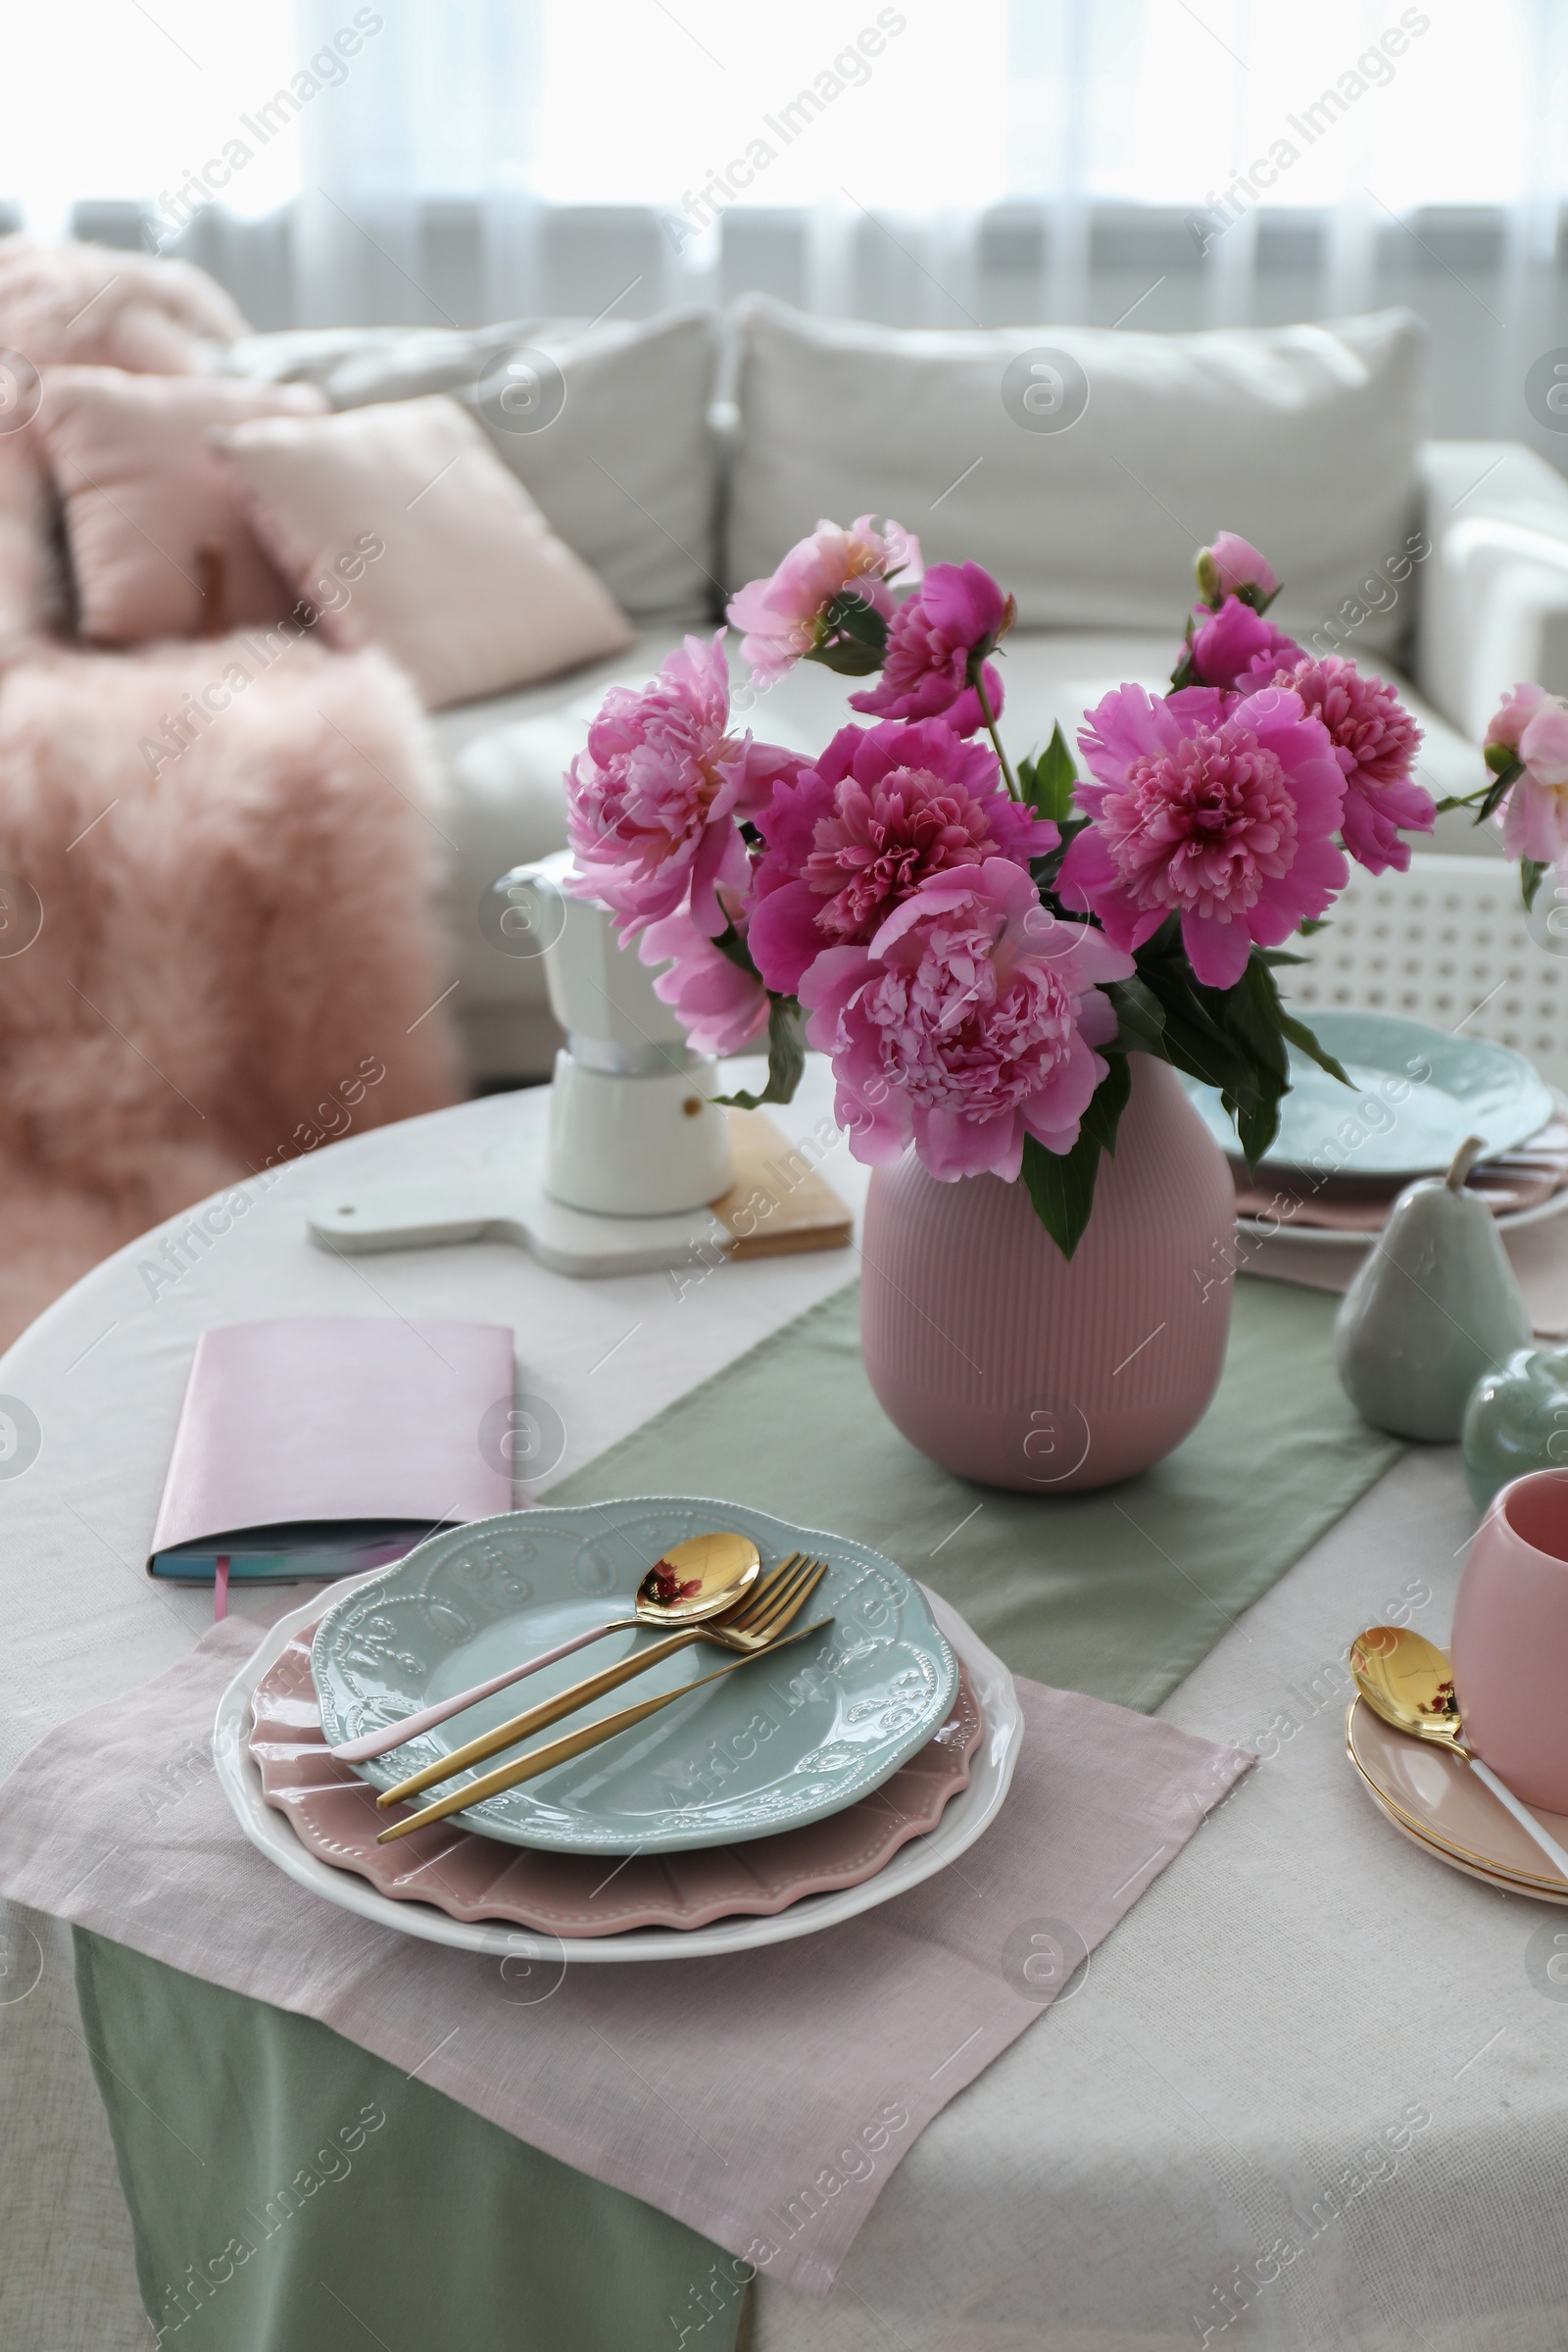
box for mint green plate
[1178,1007,1553,1179]
[310,1499,957,1855]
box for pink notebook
[148,1318,514,1592]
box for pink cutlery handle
[329,1619,628,1762]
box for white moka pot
[495,854,733,1217]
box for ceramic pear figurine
[1334,1135,1532,1442]
[1461,1344,1568,1510]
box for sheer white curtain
[288,0,1566,359]
[3,0,1565,428]
[293,0,542,326]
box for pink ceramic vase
[859,1055,1236,1493]
[1452,1467,1568,1812]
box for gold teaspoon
[1348,1623,1568,1880]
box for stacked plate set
[1180,1007,1568,1247]
[216,1499,1023,1963]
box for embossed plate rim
[1179,1007,1553,1178]
[308,1499,958,1853]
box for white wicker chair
[1284,852,1568,1096]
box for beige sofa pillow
[213,394,634,710]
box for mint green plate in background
[310,1500,957,1855]
[1178,1007,1553,1178]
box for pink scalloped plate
[250,1626,983,1936]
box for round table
[3,1058,1565,2351]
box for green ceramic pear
[1334,1135,1532,1441]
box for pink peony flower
[1059,681,1348,990]
[639,906,770,1056]
[1188,595,1301,691]
[800,858,1134,1182]
[848,562,1010,736]
[1486,683,1568,860]
[725,515,922,684]
[747,717,1056,995]
[1486,680,1555,754]
[565,633,801,938]
[1252,655,1430,875]
[1197,532,1278,607]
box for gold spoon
[1348,1623,1568,1880]
[329,1531,762,1764]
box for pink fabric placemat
[0,1615,1250,2297]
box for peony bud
[1196,532,1279,612]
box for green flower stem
[971,663,1020,801]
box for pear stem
[1446,1134,1488,1190]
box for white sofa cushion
[727,297,1428,658]
[227,309,723,624]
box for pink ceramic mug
[1451,1466,1568,1812]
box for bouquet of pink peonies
[564,518,1456,1256]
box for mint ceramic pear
[1334,1136,1532,1442]
[1461,1345,1568,1510]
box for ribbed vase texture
[859,1056,1236,1493]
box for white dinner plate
[213,1580,1022,1963]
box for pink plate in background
[251,1625,983,1936]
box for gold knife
[376,1617,833,1844]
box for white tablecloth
[3,1057,1564,2351]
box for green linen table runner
[82,1273,1398,2352]
[553,1277,1401,1711]
[75,1931,749,2352]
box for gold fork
[373,1552,829,1813]
[376,1615,834,1843]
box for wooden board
[709,1108,854,1259]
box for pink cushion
[211,394,635,710]
[39,368,327,644]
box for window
[2,0,1552,233]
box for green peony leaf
[1103,974,1166,1055]
[710,919,761,979]
[1017,1053,1131,1258]
[710,995,808,1110]
[1019,1127,1101,1261]
[1114,925,1352,1173]
[808,639,885,676]
[1021,722,1079,823]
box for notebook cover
[147,1318,514,1568]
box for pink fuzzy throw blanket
[0,635,460,1348]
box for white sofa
[227,299,1568,1084]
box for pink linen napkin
[0,1616,1250,2297]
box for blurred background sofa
[218,290,1568,1081]
[8,233,1568,1088]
